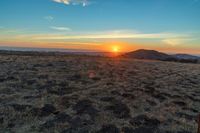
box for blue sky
[0,0,200,53]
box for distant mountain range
[172,54,200,60]
[121,49,200,63]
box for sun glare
[112,46,119,53]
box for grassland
[0,53,199,133]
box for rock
[30,107,41,116]
[144,85,155,93]
[110,90,121,95]
[97,124,120,133]
[6,76,15,80]
[61,128,89,133]
[172,101,186,106]
[7,123,15,128]
[182,107,198,113]
[69,116,93,129]
[42,120,55,129]
[48,87,71,96]
[23,95,40,99]
[146,100,157,106]
[70,74,81,81]
[55,112,71,123]
[91,77,101,81]
[121,93,135,99]
[10,104,32,112]
[176,112,195,120]
[39,104,56,117]
[105,101,130,119]
[177,131,192,133]
[132,127,156,133]
[121,127,134,133]
[106,82,114,86]
[152,94,166,102]
[130,115,160,128]
[0,78,6,82]
[0,117,4,124]
[40,113,71,131]
[58,96,71,108]
[100,97,115,102]
[26,79,36,85]
[73,99,98,118]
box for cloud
[162,38,192,46]
[53,0,70,5]
[28,31,189,40]
[44,16,54,21]
[0,28,22,34]
[2,29,192,47]
[52,0,90,6]
[50,26,71,31]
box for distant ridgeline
[0,48,199,64]
[0,49,113,57]
[121,49,200,64]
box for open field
[0,54,200,133]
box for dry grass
[0,54,200,133]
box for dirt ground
[0,54,200,133]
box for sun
[112,46,120,53]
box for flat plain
[0,54,200,133]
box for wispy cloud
[0,28,22,34]
[52,0,90,7]
[44,16,54,21]
[1,29,193,47]
[31,31,189,40]
[162,38,193,46]
[50,26,71,31]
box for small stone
[39,104,56,117]
[97,124,120,133]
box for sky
[0,0,200,54]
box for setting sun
[112,46,120,53]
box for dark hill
[121,49,173,60]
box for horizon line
[0,46,200,56]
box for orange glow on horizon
[100,41,137,53]
[1,40,199,55]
